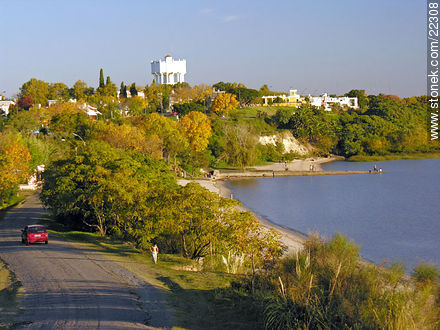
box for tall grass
[240,233,440,329]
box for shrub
[413,262,439,285]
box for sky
[0,0,426,98]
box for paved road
[0,194,172,329]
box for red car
[21,225,48,245]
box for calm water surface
[227,159,440,270]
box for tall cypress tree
[99,69,104,89]
[162,85,169,110]
[130,83,138,96]
[106,76,111,86]
[120,82,127,98]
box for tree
[17,96,34,110]
[144,81,161,111]
[345,89,368,111]
[20,78,50,105]
[102,76,117,96]
[123,96,147,116]
[211,93,239,116]
[179,111,212,152]
[99,68,105,89]
[259,84,272,96]
[235,87,259,105]
[72,80,88,101]
[7,108,41,134]
[162,85,170,110]
[48,82,70,101]
[94,121,162,159]
[173,101,204,116]
[120,82,127,98]
[0,132,31,204]
[41,141,176,237]
[165,183,239,259]
[49,112,92,141]
[137,113,189,162]
[130,83,138,96]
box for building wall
[309,93,358,111]
[0,101,15,115]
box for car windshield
[28,227,46,233]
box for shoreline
[178,156,380,255]
[212,156,374,179]
[178,156,349,254]
[177,179,306,253]
[215,180,306,253]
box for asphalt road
[0,194,172,329]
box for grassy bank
[348,152,440,162]
[0,259,21,329]
[42,219,263,329]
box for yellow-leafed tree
[179,111,212,152]
[211,93,239,116]
[0,132,32,203]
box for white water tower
[150,55,186,85]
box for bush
[413,262,439,285]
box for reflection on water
[227,159,440,270]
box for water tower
[150,55,186,85]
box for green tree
[222,122,259,167]
[72,80,88,101]
[97,76,117,97]
[173,101,204,116]
[138,113,189,162]
[144,81,161,111]
[20,78,50,105]
[99,68,105,89]
[130,83,138,96]
[48,82,70,101]
[123,96,146,116]
[120,82,127,98]
[49,112,92,141]
[345,89,368,111]
[41,141,176,237]
[162,85,170,110]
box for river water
[226,158,440,271]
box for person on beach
[373,164,377,172]
[150,244,159,264]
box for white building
[151,55,186,85]
[116,90,145,99]
[0,100,15,115]
[78,103,101,119]
[309,93,358,111]
[262,90,302,106]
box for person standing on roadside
[150,244,159,264]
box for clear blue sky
[0,0,425,98]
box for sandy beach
[249,156,344,172]
[177,157,344,254]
